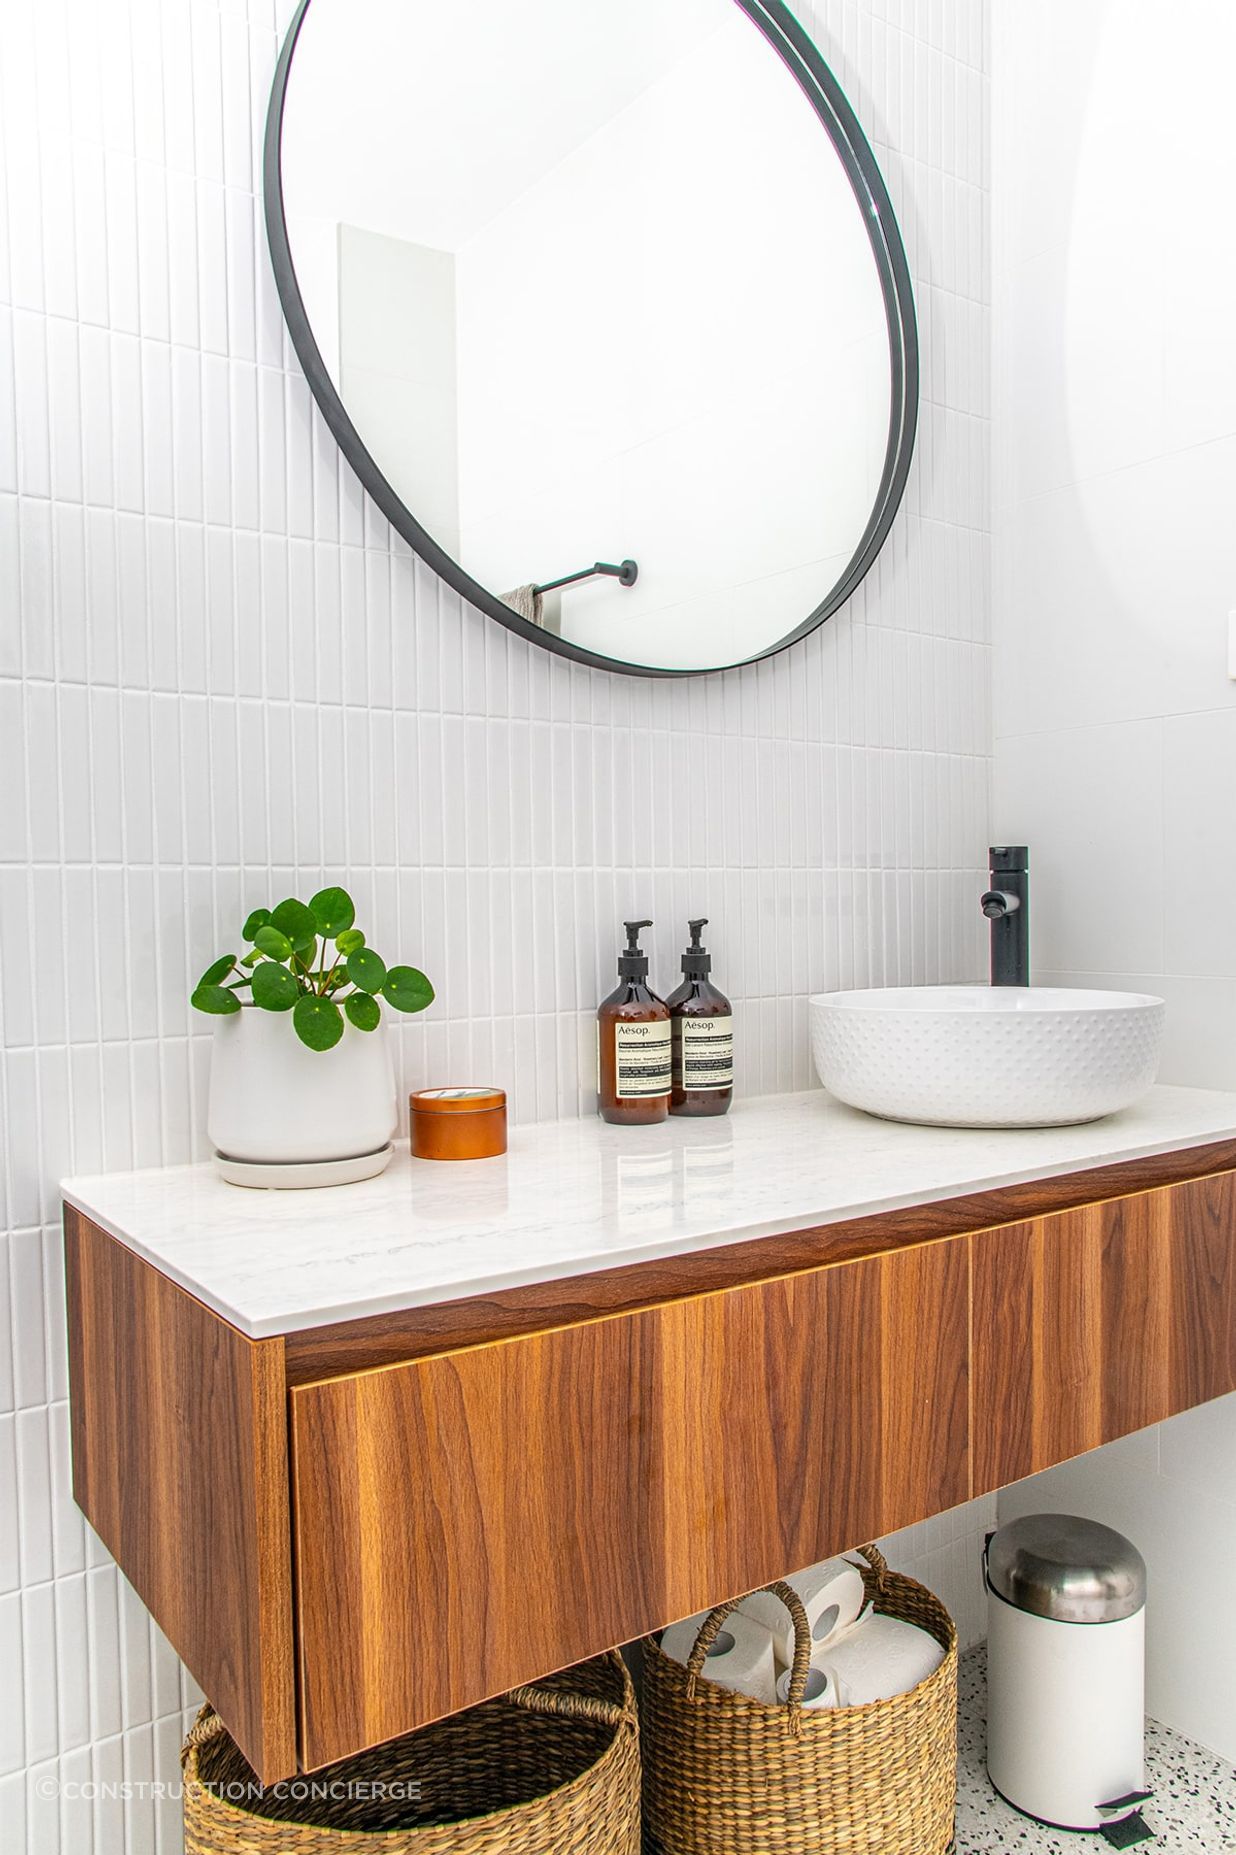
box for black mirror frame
[263,0,918,678]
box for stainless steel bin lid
[986,1513,1147,1623]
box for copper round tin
[409,1087,508,1161]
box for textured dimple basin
[809,986,1166,1129]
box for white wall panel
[992,0,1236,1762]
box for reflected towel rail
[533,558,638,596]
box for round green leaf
[347,948,387,994]
[239,949,263,968]
[335,928,365,956]
[241,908,271,942]
[191,983,242,1016]
[310,886,355,936]
[251,962,299,1012]
[344,991,381,1032]
[292,993,344,1052]
[197,954,236,988]
[254,924,294,962]
[382,966,435,1014]
[271,897,319,953]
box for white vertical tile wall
[991,0,1236,1763]
[1,1,991,1848]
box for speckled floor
[956,1648,1236,1852]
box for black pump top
[681,917,711,977]
[618,919,653,979]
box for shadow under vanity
[62,1085,1236,1781]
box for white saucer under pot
[213,1144,394,1189]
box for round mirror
[266,0,916,676]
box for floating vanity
[62,1087,1236,1782]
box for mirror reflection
[274,0,914,673]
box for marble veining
[61,1084,1236,1338]
[957,1648,1236,1851]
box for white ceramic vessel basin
[810,986,1166,1128]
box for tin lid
[986,1513,1146,1623]
[410,1087,506,1117]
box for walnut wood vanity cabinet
[64,1142,1236,1782]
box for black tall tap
[981,846,1029,986]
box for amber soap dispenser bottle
[597,919,671,1124]
[666,918,733,1116]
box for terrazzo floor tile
[957,1648,1236,1851]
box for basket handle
[683,1546,888,1732]
[506,1680,638,1734]
[847,1542,888,1595]
[179,1704,228,1773]
[684,1579,813,1734]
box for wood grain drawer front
[290,1234,969,1767]
[971,1170,1236,1495]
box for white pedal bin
[985,1513,1147,1832]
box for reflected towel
[501,584,544,627]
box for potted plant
[192,887,433,1183]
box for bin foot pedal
[1099,1809,1154,1847]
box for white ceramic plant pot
[207,1007,397,1164]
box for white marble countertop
[62,1085,1236,1339]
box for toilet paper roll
[737,1559,866,1663]
[823,1613,945,1706]
[775,1663,840,1710]
[837,1599,875,1643]
[660,1608,779,1705]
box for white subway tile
[21,1587,58,1773]
[195,182,229,360]
[228,393,260,570]
[224,190,257,369]
[151,1712,183,1855]
[13,314,51,500]
[10,1239,48,1409]
[0,1595,24,1779]
[218,13,254,197]
[88,687,125,864]
[0,1417,18,1593]
[85,1572,122,1756]
[121,1723,156,1855]
[54,1575,91,1752]
[2,13,46,313]
[54,1745,94,1855]
[256,369,286,536]
[117,1580,152,1736]
[90,1733,125,1855]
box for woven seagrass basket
[641,1546,957,1855]
[182,1652,640,1855]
